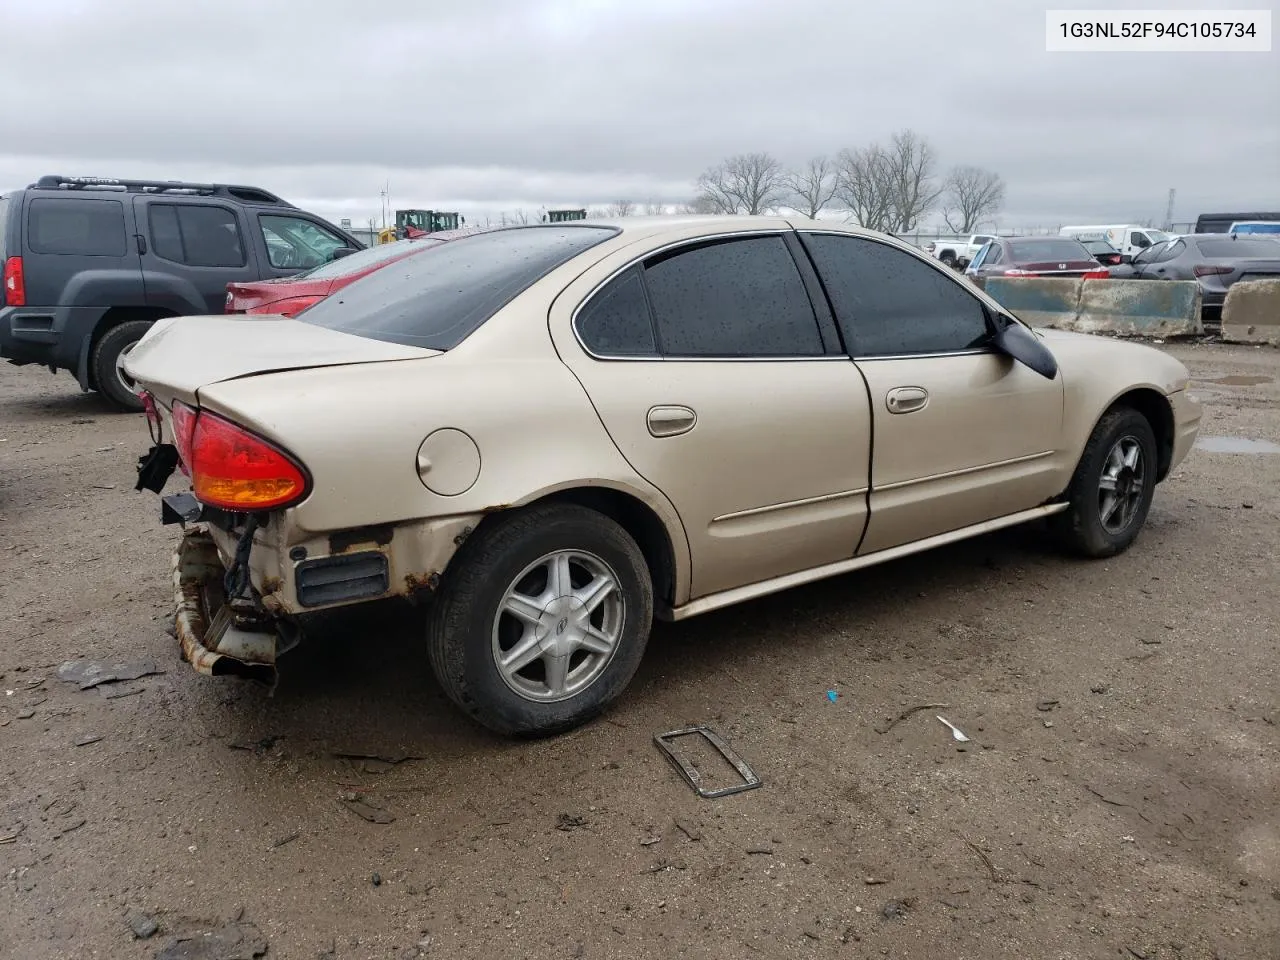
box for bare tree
[605,200,635,217]
[511,209,530,225]
[695,152,787,215]
[942,165,1005,233]
[834,145,894,232]
[640,199,666,216]
[881,129,943,233]
[786,156,838,219]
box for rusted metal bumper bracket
[173,527,288,688]
[654,725,762,799]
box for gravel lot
[1,343,1277,960]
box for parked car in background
[0,175,362,410]
[967,236,1109,280]
[1229,221,1280,236]
[124,217,1200,737]
[1108,233,1280,313]
[1059,224,1171,260]
[1195,211,1280,233]
[227,233,455,317]
[1080,238,1124,266]
[925,233,995,268]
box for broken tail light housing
[172,402,308,510]
[247,295,324,318]
[3,256,25,306]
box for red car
[225,230,477,317]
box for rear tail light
[1193,265,1233,277]
[189,410,307,511]
[1003,268,1038,276]
[248,295,323,318]
[171,401,198,477]
[3,256,25,306]
[1083,268,1110,280]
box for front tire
[426,503,654,737]
[1053,407,1157,558]
[91,320,153,412]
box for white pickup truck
[925,234,995,269]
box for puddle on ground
[1195,436,1280,454]
[1194,375,1273,386]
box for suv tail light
[1083,268,1110,280]
[3,256,25,306]
[1193,265,1233,277]
[170,402,307,510]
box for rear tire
[940,252,957,268]
[91,320,153,412]
[426,503,654,737]
[1052,407,1157,558]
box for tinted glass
[149,205,184,262]
[576,267,656,356]
[984,243,1002,265]
[27,198,126,256]
[1231,223,1280,234]
[803,233,989,356]
[1083,240,1117,254]
[178,206,245,267]
[1006,239,1091,262]
[643,236,822,357]
[1132,242,1165,265]
[973,235,993,245]
[1197,237,1280,258]
[260,215,348,270]
[1145,230,1171,244]
[301,225,618,350]
[1155,239,1186,262]
[299,237,441,280]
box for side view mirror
[328,246,358,261]
[993,316,1058,380]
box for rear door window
[802,233,989,356]
[148,204,246,267]
[642,236,824,357]
[1197,237,1280,258]
[575,267,657,356]
[27,198,127,256]
[300,225,619,350]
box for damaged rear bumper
[172,528,295,686]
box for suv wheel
[91,320,152,412]
[426,503,654,737]
[1052,406,1157,558]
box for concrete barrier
[1222,279,1280,345]
[982,278,1202,337]
[1075,279,1202,337]
[982,278,1081,329]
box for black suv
[0,175,362,410]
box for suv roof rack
[30,175,292,206]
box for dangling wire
[223,514,261,599]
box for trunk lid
[1013,258,1100,276]
[123,314,439,405]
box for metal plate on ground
[653,725,762,799]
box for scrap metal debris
[154,920,267,960]
[654,726,763,799]
[333,750,421,774]
[57,658,163,691]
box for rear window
[1196,237,1280,258]
[27,198,126,256]
[300,225,619,349]
[298,237,441,280]
[1006,239,1090,262]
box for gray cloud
[2,0,1276,228]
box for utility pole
[1163,188,1176,231]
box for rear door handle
[647,405,697,437]
[885,386,928,414]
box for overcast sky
[1,0,1276,230]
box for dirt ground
[1,342,1277,960]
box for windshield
[1143,230,1171,244]
[1231,222,1280,234]
[1196,237,1280,258]
[300,225,620,350]
[1007,239,1092,262]
[298,238,442,280]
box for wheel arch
[1101,387,1175,482]
[78,305,178,389]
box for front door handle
[647,405,697,438]
[885,386,928,414]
